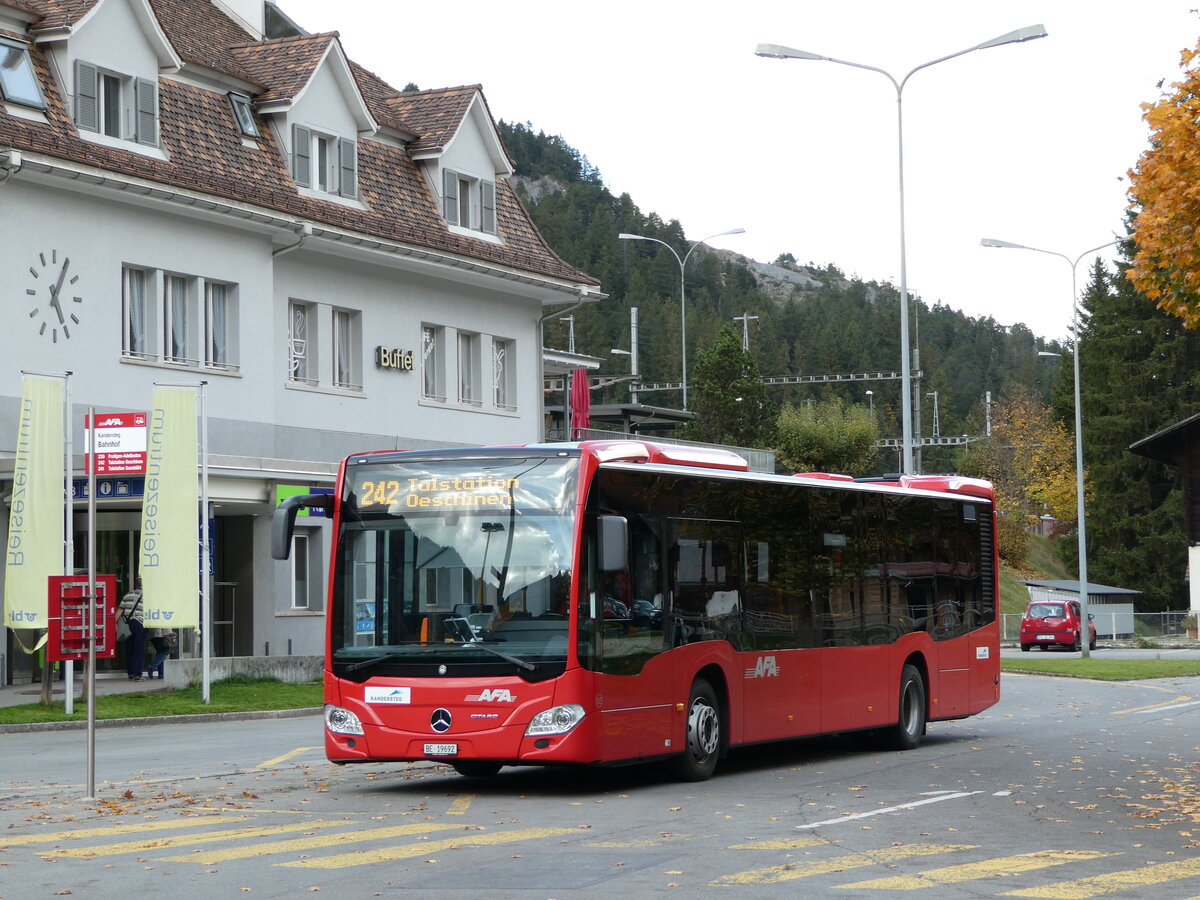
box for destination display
[356,474,519,510]
[345,457,579,518]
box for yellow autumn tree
[1129,43,1200,324]
[959,387,1078,566]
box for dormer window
[0,38,45,109]
[74,60,158,145]
[292,124,357,198]
[228,92,259,137]
[442,169,496,235]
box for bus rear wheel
[451,761,503,778]
[674,678,721,781]
[883,664,926,751]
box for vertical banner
[139,388,199,627]
[4,377,65,630]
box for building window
[74,60,157,145]
[0,39,45,109]
[458,331,481,405]
[291,531,310,609]
[205,282,237,370]
[422,324,444,401]
[291,124,357,198]
[122,266,151,360]
[289,300,314,385]
[493,338,515,410]
[227,92,259,137]
[442,169,496,234]
[332,308,361,390]
[163,274,194,364]
[122,266,236,370]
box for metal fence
[1001,611,1194,642]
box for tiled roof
[388,85,478,154]
[230,32,334,103]
[21,0,95,29]
[2,1,597,287]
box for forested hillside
[501,122,1062,469]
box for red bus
[273,440,999,781]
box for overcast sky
[280,0,1198,341]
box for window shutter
[135,77,157,145]
[74,60,98,132]
[292,124,311,187]
[442,168,458,225]
[338,137,357,198]
[481,180,496,234]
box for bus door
[814,489,888,733]
[587,514,672,764]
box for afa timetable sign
[85,411,148,474]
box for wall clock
[26,249,81,342]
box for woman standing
[118,580,147,681]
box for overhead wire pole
[756,24,1047,473]
[980,237,1119,659]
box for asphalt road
[1,671,1198,898]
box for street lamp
[980,236,1119,658]
[618,228,745,410]
[756,25,1047,474]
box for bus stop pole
[85,405,97,800]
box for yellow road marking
[255,747,321,769]
[446,795,476,816]
[729,838,833,850]
[2,816,250,847]
[1112,695,1192,716]
[49,820,351,858]
[159,823,461,864]
[712,844,976,885]
[1002,857,1200,898]
[280,827,578,869]
[839,850,1119,889]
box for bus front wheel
[883,664,926,751]
[674,678,721,781]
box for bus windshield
[331,454,578,680]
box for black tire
[883,664,926,751]
[1072,633,1082,653]
[1089,635,1097,651]
[451,761,503,778]
[1020,643,1031,652]
[673,678,721,781]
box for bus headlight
[325,704,364,736]
[525,703,585,737]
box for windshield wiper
[459,641,536,671]
[342,647,440,673]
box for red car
[1019,599,1097,651]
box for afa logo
[744,655,780,679]
[466,689,516,703]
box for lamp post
[756,25,1046,474]
[980,237,1119,658]
[618,228,745,410]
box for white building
[0,0,601,682]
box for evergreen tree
[1073,245,1200,609]
[679,326,776,448]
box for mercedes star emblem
[430,708,452,733]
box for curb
[0,706,322,735]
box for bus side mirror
[597,515,628,572]
[272,494,333,560]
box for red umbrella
[569,368,591,439]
